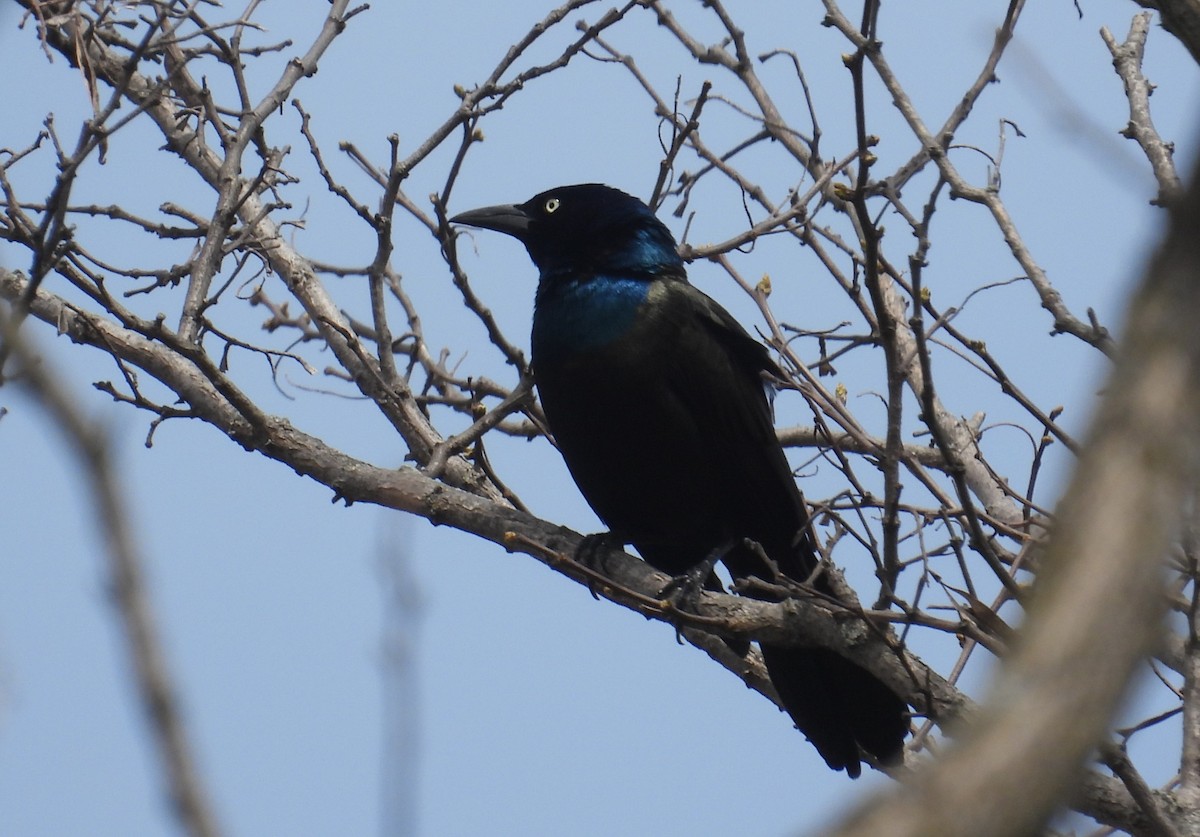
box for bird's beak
[448,203,532,240]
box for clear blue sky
[1,2,1197,835]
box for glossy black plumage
[451,184,908,776]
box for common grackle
[450,184,908,777]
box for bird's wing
[688,284,784,380]
[649,280,812,577]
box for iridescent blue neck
[532,274,651,358]
[529,215,683,359]
[605,224,684,275]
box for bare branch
[1102,13,1183,206]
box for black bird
[450,184,908,776]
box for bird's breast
[531,274,657,360]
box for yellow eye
[544,197,560,214]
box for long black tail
[759,643,908,778]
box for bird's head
[449,184,684,278]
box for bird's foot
[575,532,626,599]
[657,559,718,613]
[656,538,738,612]
[658,540,750,653]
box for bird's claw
[657,538,739,612]
[658,557,719,613]
[575,532,625,599]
